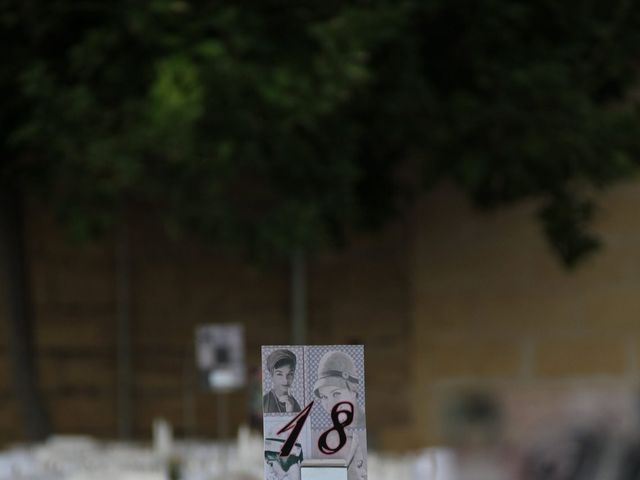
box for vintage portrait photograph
[308,346,366,430]
[262,347,305,414]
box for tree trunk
[116,221,133,439]
[0,187,51,441]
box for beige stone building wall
[411,182,640,446]
[2,180,640,449]
[0,204,412,446]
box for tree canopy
[4,0,640,265]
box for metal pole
[217,390,230,475]
[290,248,306,344]
[116,222,133,439]
[217,391,228,440]
[183,343,197,438]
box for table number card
[262,345,367,480]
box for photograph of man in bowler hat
[263,349,302,414]
[313,350,365,428]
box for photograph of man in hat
[264,349,302,414]
[313,350,365,428]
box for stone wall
[411,182,640,446]
[2,180,640,450]
[0,204,412,447]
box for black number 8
[318,401,354,454]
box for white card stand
[301,459,348,480]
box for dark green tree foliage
[4,0,640,265]
[416,0,640,265]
